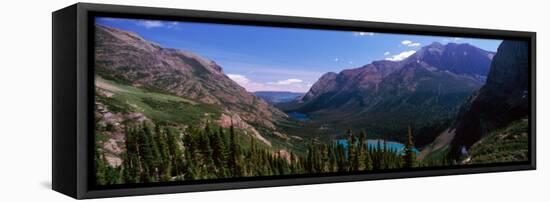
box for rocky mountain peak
[405,42,494,77]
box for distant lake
[287,111,311,121]
[336,139,419,155]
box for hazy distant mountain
[254,91,305,104]
[95,24,288,145]
[449,40,529,157]
[291,42,494,144]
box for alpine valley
[93,23,530,185]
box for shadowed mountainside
[449,40,529,158]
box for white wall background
[0,0,547,201]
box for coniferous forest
[95,120,417,185]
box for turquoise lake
[287,111,311,121]
[336,139,419,155]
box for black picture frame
[52,2,536,199]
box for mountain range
[281,42,494,145]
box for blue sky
[96,17,502,93]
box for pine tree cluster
[96,122,419,185]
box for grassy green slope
[96,76,221,126]
[468,118,529,164]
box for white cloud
[227,74,269,92]
[269,78,303,85]
[227,74,251,85]
[136,20,180,29]
[334,58,339,62]
[401,40,421,47]
[220,61,324,79]
[353,32,375,36]
[384,51,390,56]
[138,20,164,28]
[441,37,464,43]
[227,74,309,92]
[348,61,354,64]
[98,17,122,22]
[385,50,416,61]
[222,62,323,92]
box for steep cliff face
[95,24,287,133]
[450,40,529,157]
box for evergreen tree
[347,128,357,171]
[321,144,329,172]
[199,125,215,175]
[336,143,346,172]
[211,127,227,176]
[166,128,183,178]
[154,126,171,181]
[183,148,197,180]
[228,122,242,177]
[403,125,416,168]
[358,131,367,170]
[328,143,337,172]
[123,126,140,183]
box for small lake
[336,139,419,155]
[287,111,311,121]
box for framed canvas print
[52,3,536,199]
